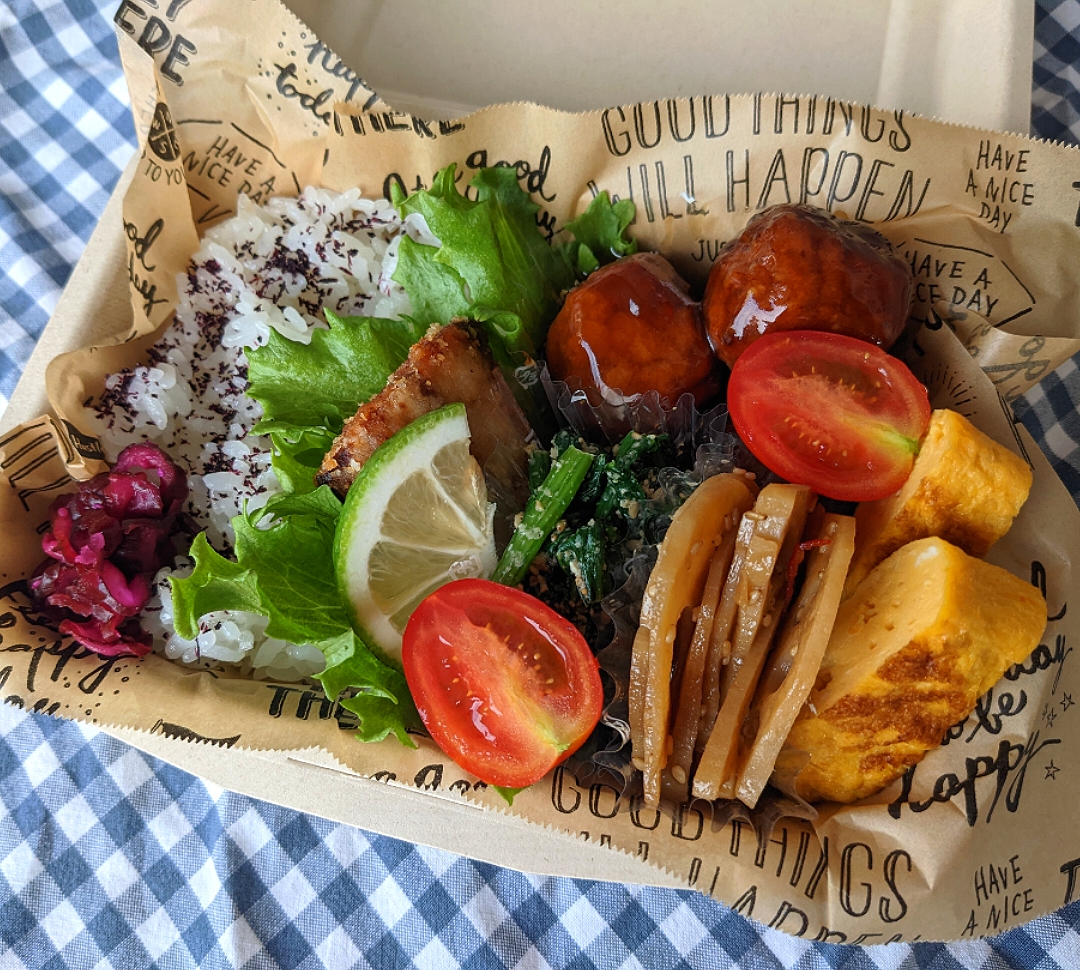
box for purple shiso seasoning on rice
[92,187,427,682]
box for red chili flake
[784,538,834,605]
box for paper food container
[3,0,1079,944]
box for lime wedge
[334,403,497,664]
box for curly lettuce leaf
[169,533,263,636]
[392,235,471,330]
[171,486,345,644]
[393,164,576,354]
[246,310,419,437]
[268,426,336,496]
[317,630,420,746]
[170,489,417,745]
[563,191,638,275]
[368,314,429,364]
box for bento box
[2,0,1078,943]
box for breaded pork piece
[317,322,532,498]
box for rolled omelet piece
[778,537,1046,804]
[843,409,1032,597]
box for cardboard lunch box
[4,0,1080,944]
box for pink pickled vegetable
[29,442,188,657]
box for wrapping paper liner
[2,0,1080,942]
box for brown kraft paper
[3,0,1080,943]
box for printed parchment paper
[2,0,1080,942]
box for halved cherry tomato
[727,330,931,502]
[402,578,604,788]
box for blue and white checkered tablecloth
[2,2,1080,967]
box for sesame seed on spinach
[535,429,699,608]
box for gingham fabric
[2,1,1080,968]
[1033,0,1080,144]
[0,0,133,414]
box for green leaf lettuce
[170,487,417,746]
[393,165,576,352]
[562,191,638,275]
[246,310,419,439]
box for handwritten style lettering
[1003,634,1071,696]
[0,588,128,713]
[550,764,914,932]
[968,141,1035,233]
[976,141,1030,173]
[980,337,1053,401]
[122,216,168,316]
[464,146,556,202]
[691,239,726,264]
[888,732,1061,826]
[265,683,360,731]
[939,687,1029,745]
[274,62,335,126]
[334,112,465,141]
[124,216,163,273]
[113,1,197,85]
[974,855,1024,907]
[622,145,929,222]
[182,137,278,205]
[961,857,1035,935]
[302,39,377,108]
[600,96,910,158]
[702,851,909,941]
[903,247,1002,319]
[1061,858,1080,905]
[602,98,730,157]
[142,154,183,186]
[1031,561,1067,622]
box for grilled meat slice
[317,322,532,501]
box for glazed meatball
[546,252,722,406]
[702,204,913,369]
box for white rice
[94,187,413,680]
[140,562,326,681]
